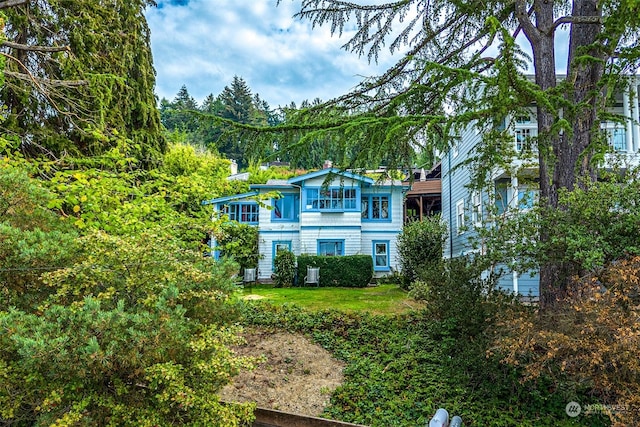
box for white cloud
[147,1,399,107]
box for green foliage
[28,147,241,250]
[0,164,80,310]
[1,0,165,162]
[273,249,296,288]
[42,230,243,324]
[0,300,255,426]
[161,79,280,165]
[214,222,260,271]
[245,163,298,184]
[297,254,372,287]
[482,168,640,285]
[396,216,447,289]
[241,302,589,426]
[0,152,260,425]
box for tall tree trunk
[538,0,604,309]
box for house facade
[441,76,640,297]
[203,168,409,281]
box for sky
[146,1,400,109]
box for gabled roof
[201,191,259,205]
[286,168,375,186]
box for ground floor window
[317,240,344,256]
[272,241,292,268]
[373,241,390,271]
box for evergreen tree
[160,84,200,133]
[0,0,164,163]
[217,76,258,167]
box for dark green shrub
[273,249,296,288]
[297,254,372,287]
[397,215,447,289]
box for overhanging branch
[5,70,88,87]
[553,15,603,31]
[2,41,71,53]
[0,0,27,9]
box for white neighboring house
[203,167,409,281]
[441,76,640,298]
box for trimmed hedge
[297,254,373,287]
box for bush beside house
[297,255,373,288]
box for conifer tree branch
[2,41,71,53]
[4,70,88,87]
[0,0,27,9]
[515,0,540,42]
[553,15,603,31]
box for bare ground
[219,327,346,416]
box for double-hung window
[305,187,358,211]
[317,240,344,256]
[223,202,259,224]
[361,195,390,220]
[272,194,299,221]
[373,241,390,271]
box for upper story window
[515,128,537,152]
[601,124,627,152]
[222,202,259,224]
[304,187,358,212]
[518,188,539,210]
[361,194,390,221]
[272,194,299,222]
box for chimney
[230,159,238,175]
[323,160,333,169]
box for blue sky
[146,1,399,108]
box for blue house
[441,76,640,298]
[203,167,409,281]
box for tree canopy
[0,0,165,163]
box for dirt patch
[219,328,345,416]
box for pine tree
[217,76,258,166]
[0,0,165,164]
[160,84,200,133]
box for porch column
[623,89,633,153]
[510,176,519,210]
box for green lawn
[239,283,423,315]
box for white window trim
[472,191,482,227]
[456,199,465,234]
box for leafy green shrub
[297,254,372,287]
[0,299,256,426]
[273,249,296,288]
[397,215,447,289]
[214,222,260,272]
